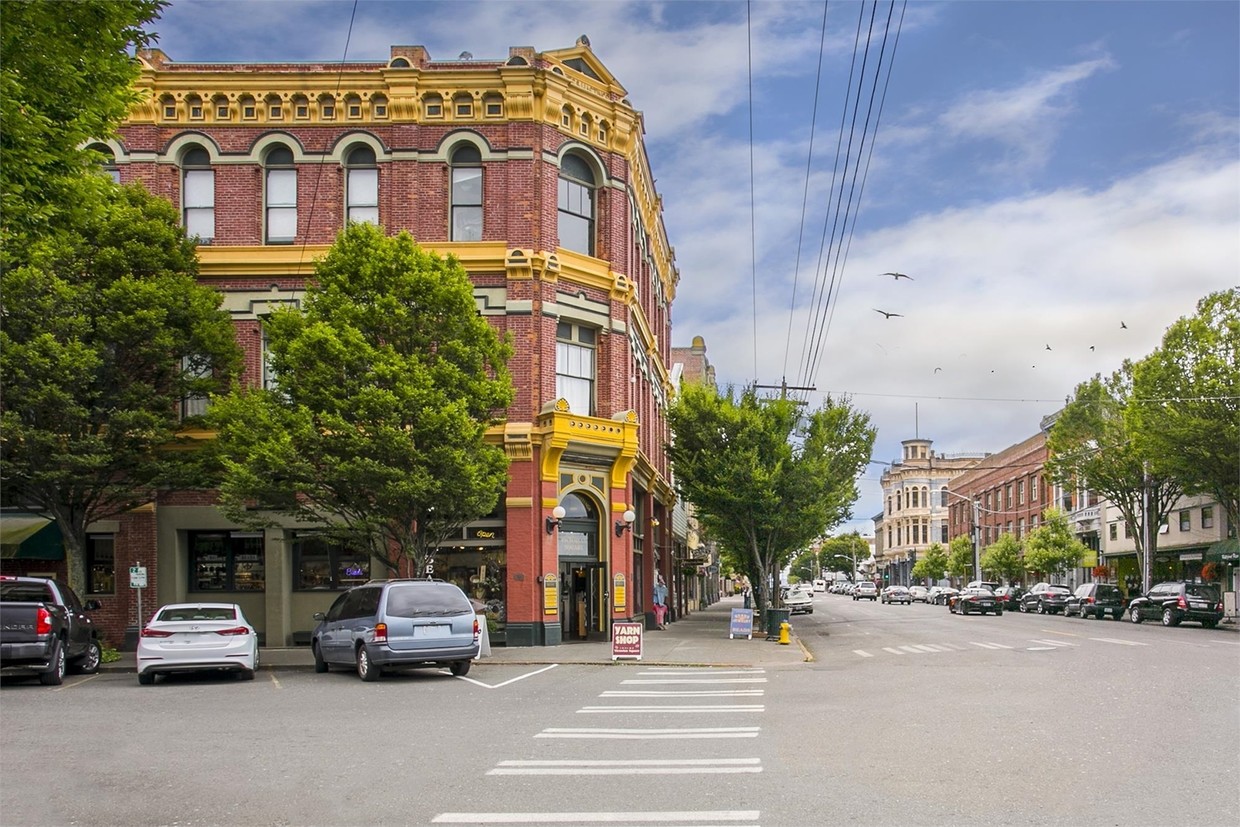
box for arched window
[266,94,282,120]
[181,145,214,241]
[558,492,599,559]
[557,153,595,255]
[265,145,296,244]
[160,95,177,119]
[453,93,473,118]
[424,94,443,118]
[239,94,256,120]
[449,144,482,241]
[318,94,336,120]
[344,145,378,225]
[186,94,203,120]
[88,144,120,183]
[345,94,362,119]
[292,94,310,120]
[213,95,231,121]
[372,94,388,119]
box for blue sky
[148,1,1239,536]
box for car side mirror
[313,611,326,621]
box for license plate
[414,625,450,639]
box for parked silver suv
[311,579,480,681]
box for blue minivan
[312,579,480,681]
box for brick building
[52,38,680,648]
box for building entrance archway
[556,491,606,641]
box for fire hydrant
[778,620,791,645]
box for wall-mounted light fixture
[614,508,637,537]
[545,505,566,534]
[650,517,660,528]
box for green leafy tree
[209,224,514,576]
[0,184,242,593]
[666,385,875,612]
[946,534,975,582]
[1023,508,1088,579]
[910,542,948,584]
[980,533,1024,584]
[819,532,870,580]
[1045,364,1182,587]
[1,0,165,246]
[1130,289,1240,530]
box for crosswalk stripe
[601,690,764,697]
[1089,637,1148,646]
[882,647,906,655]
[853,649,874,657]
[622,678,767,684]
[578,705,765,713]
[488,758,763,776]
[898,645,925,654]
[969,641,1013,650]
[536,727,761,740]
[639,669,765,675]
[432,810,762,823]
[910,644,944,653]
[1030,639,1076,647]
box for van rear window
[1186,584,1219,601]
[385,583,471,617]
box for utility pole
[753,378,816,402]
[972,498,981,582]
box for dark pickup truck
[0,575,102,685]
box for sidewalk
[101,595,811,673]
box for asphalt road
[2,595,1237,827]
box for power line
[747,0,759,384]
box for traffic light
[883,570,890,582]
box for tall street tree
[1045,363,1182,588]
[208,224,514,577]
[946,534,976,582]
[666,384,875,613]
[979,533,1025,584]
[1022,508,1088,579]
[1129,289,1240,530]
[1,183,242,592]
[910,542,948,585]
[1,0,165,248]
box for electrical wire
[747,0,759,384]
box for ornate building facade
[83,38,679,647]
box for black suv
[1065,583,1126,620]
[1128,581,1224,628]
[1019,582,1071,614]
[312,579,480,680]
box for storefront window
[189,532,265,591]
[86,535,115,595]
[293,535,370,589]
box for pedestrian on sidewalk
[653,574,668,629]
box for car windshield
[1048,586,1070,594]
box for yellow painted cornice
[535,401,639,489]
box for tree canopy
[1,183,242,591]
[1129,288,1240,530]
[979,533,1024,584]
[1023,509,1088,578]
[1,0,166,246]
[666,385,875,612]
[208,224,514,576]
[1045,363,1181,588]
[946,534,975,581]
[910,542,948,584]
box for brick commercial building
[50,38,680,648]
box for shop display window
[293,535,370,590]
[189,532,265,591]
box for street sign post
[130,564,147,628]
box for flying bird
[1121,321,1128,329]
[880,272,913,281]
[933,367,942,373]
[1045,344,1052,351]
[1089,345,1095,351]
[873,309,903,319]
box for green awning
[1206,537,1240,564]
[0,516,65,560]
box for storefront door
[561,562,606,641]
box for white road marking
[1027,646,1058,651]
[456,663,558,689]
[910,644,945,653]
[639,669,765,675]
[488,758,763,776]
[601,690,764,697]
[898,645,925,654]
[970,641,1013,650]
[621,678,767,684]
[853,649,874,657]
[882,647,906,655]
[536,727,761,740]
[1089,637,1149,646]
[432,810,762,823]
[578,705,764,714]
[1030,639,1077,647]
[938,643,969,650]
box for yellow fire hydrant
[778,620,791,645]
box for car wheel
[39,641,66,686]
[1130,605,1143,624]
[1019,602,1028,613]
[73,639,102,674]
[137,670,156,685]
[1037,601,1046,614]
[1202,619,1218,629]
[1113,611,1124,621]
[961,605,970,616]
[313,643,329,673]
[1161,608,1180,627]
[995,610,1003,616]
[356,646,380,682]
[450,660,471,677]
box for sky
[147,0,1240,536]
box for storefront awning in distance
[0,515,65,560]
